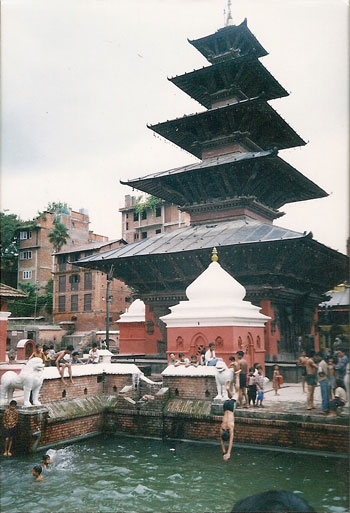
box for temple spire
[225,0,233,27]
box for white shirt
[204,349,215,363]
[88,348,100,363]
[334,387,346,403]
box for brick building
[53,239,131,331]
[17,208,97,293]
[120,195,190,243]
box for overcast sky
[1,0,349,254]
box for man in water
[32,465,43,482]
[42,454,51,469]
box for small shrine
[161,248,269,369]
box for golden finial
[211,247,219,262]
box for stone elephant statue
[214,360,235,400]
[0,357,45,407]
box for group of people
[297,348,348,415]
[28,342,101,384]
[169,342,219,367]
[32,453,51,482]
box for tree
[0,212,37,286]
[8,281,53,318]
[134,195,161,214]
[48,219,70,253]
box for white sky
[1,0,349,254]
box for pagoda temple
[78,19,348,361]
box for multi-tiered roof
[120,18,326,224]
[78,20,347,306]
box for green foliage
[7,282,53,317]
[133,195,161,214]
[0,212,36,281]
[45,202,70,215]
[48,220,70,253]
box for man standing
[335,348,349,385]
[305,351,319,410]
[236,350,248,408]
[317,352,329,414]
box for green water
[0,436,348,513]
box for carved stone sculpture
[214,360,234,400]
[0,357,45,407]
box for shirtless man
[236,351,248,408]
[297,351,308,393]
[53,345,74,384]
[305,350,320,410]
[220,396,235,461]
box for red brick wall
[39,374,132,403]
[163,375,217,400]
[40,414,103,446]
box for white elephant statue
[214,360,235,401]
[0,357,45,407]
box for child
[255,365,265,407]
[328,379,347,417]
[247,367,257,406]
[174,353,190,366]
[53,345,75,384]
[168,353,176,365]
[199,348,206,366]
[188,354,199,367]
[42,345,52,367]
[71,351,83,364]
[327,357,336,399]
[272,364,282,396]
[87,342,100,364]
[29,344,43,361]
[42,454,51,468]
[32,465,43,481]
[3,400,19,457]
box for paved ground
[10,380,348,421]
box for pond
[1,435,348,513]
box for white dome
[118,299,145,323]
[186,261,246,303]
[161,256,270,328]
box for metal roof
[55,239,125,255]
[120,150,327,209]
[77,219,306,265]
[319,287,350,308]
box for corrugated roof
[319,288,350,308]
[56,239,124,255]
[77,219,306,264]
[0,283,28,298]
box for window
[126,222,129,230]
[19,231,32,240]
[70,274,80,291]
[58,275,66,292]
[20,250,32,260]
[126,213,129,219]
[22,270,32,279]
[84,272,92,290]
[133,212,139,222]
[141,210,147,220]
[58,255,67,272]
[84,294,92,311]
[156,229,161,234]
[156,206,161,217]
[134,233,139,241]
[58,295,66,312]
[142,232,147,239]
[71,295,78,312]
